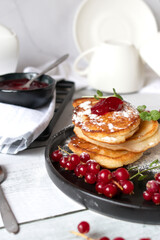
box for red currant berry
[143,190,152,201]
[70,154,80,166]
[59,156,69,168]
[87,161,100,175]
[74,164,82,177]
[154,172,160,183]
[114,168,130,181]
[113,238,125,240]
[146,180,159,194]
[140,238,151,240]
[80,152,90,163]
[51,150,62,162]
[97,169,112,184]
[95,181,106,194]
[85,172,97,184]
[152,193,160,205]
[99,237,110,240]
[77,221,90,234]
[65,161,76,170]
[103,183,118,198]
[91,97,123,115]
[119,180,134,194]
[86,160,96,167]
[79,164,88,177]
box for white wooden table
[0,89,160,240]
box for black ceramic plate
[45,125,160,225]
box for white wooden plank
[0,210,160,240]
[0,147,84,227]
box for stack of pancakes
[68,98,160,169]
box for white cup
[74,41,144,93]
[0,24,19,75]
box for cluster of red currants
[76,221,151,240]
[143,173,160,205]
[51,149,134,198]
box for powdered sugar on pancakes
[72,99,140,134]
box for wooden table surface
[0,89,160,240]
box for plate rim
[73,0,158,57]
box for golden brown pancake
[72,98,140,144]
[74,120,160,152]
[68,136,143,169]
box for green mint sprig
[94,90,103,100]
[129,159,160,181]
[94,88,123,100]
[113,88,123,100]
[137,105,147,113]
[137,105,160,121]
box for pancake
[72,98,140,144]
[68,136,143,169]
[74,121,160,152]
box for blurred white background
[0,0,159,71]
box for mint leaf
[97,90,103,97]
[94,90,103,100]
[113,88,123,100]
[137,105,160,121]
[94,94,99,100]
[137,105,146,113]
[139,112,152,121]
[150,110,160,121]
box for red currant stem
[58,145,71,155]
[112,180,123,191]
[129,165,160,180]
[70,231,94,240]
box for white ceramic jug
[0,24,19,75]
[74,41,144,93]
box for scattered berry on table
[99,237,110,240]
[77,221,90,234]
[112,238,125,240]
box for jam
[91,97,123,115]
[0,78,49,90]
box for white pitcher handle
[73,47,97,76]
